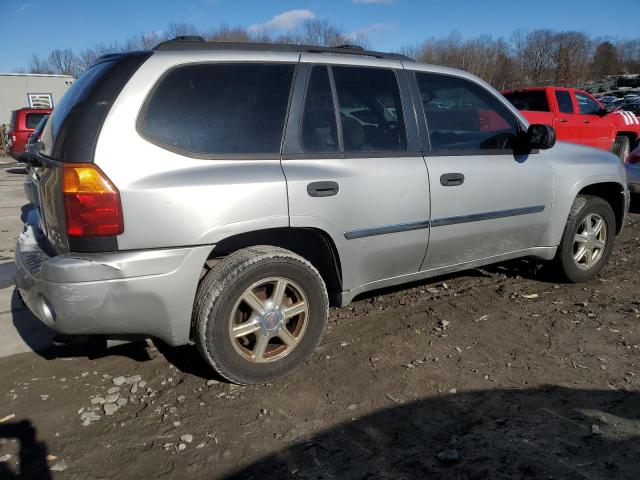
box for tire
[553,195,616,283]
[612,135,631,162]
[193,246,328,385]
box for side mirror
[526,124,556,150]
[598,107,611,116]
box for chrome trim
[430,205,545,227]
[343,205,546,239]
[344,220,430,240]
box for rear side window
[503,91,549,112]
[555,91,574,114]
[332,66,406,152]
[26,112,48,129]
[140,63,295,155]
[416,72,519,153]
[42,52,151,163]
[301,66,339,152]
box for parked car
[22,115,49,205]
[502,87,640,161]
[626,145,640,194]
[15,38,630,384]
[7,108,52,160]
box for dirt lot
[0,164,639,479]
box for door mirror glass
[527,124,556,150]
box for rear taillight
[62,164,124,237]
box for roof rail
[152,37,414,62]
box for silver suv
[16,37,630,384]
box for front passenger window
[575,92,601,115]
[416,72,519,153]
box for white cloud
[353,0,395,4]
[15,2,36,14]
[249,9,315,34]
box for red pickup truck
[502,87,639,160]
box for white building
[0,73,75,125]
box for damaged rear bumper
[15,224,212,346]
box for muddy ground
[0,172,639,478]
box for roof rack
[153,36,414,62]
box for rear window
[140,63,295,156]
[26,112,48,129]
[503,91,549,112]
[41,52,151,163]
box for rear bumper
[15,222,212,346]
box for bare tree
[302,18,348,47]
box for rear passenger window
[140,63,295,155]
[555,91,574,114]
[332,66,406,152]
[301,66,339,152]
[416,72,519,153]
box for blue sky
[1,0,638,72]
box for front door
[412,71,554,271]
[574,91,614,150]
[281,61,430,292]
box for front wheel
[553,195,616,283]
[612,135,631,162]
[193,246,328,385]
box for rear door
[282,57,430,292]
[553,89,582,145]
[574,91,614,150]
[412,71,553,271]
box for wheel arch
[616,131,638,149]
[577,182,626,234]
[205,227,343,306]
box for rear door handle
[583,120,590,124]
[307,181,339,197]
[440,173,465,187]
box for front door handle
[307,181,339,197]
[440,173,465,187]
[558,118,568,123]
[583,120,590,124]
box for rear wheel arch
[203,227,343,306]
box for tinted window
[141,63,294,155]
[503,91,549,112]
[575,92,601,115]
[555,91,574,114]
[26,112,48,129]
[42,52,151,163]
[301,67,338,152]
[332,66,406,152]
[416,73,519,153]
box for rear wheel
[553,195,615,283]
[193,246,328,385]
[612,135,631,162]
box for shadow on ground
[229,386,640,480]
[0,420,50,480]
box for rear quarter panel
[93,51,298,250]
